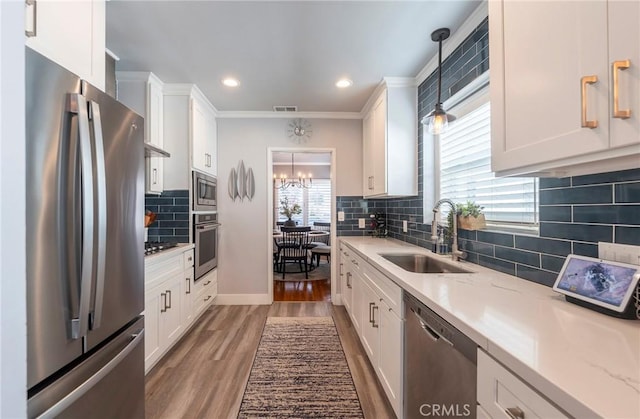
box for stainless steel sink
[379,253,473,274]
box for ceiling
[106,1,481,113]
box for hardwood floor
[273,278,331,302]
[145,303,396,419]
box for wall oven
[192,171,217,211]
[194,213,219,280]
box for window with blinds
[438,101,538,225]
[275,179,332,226]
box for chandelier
[273,153,312,189]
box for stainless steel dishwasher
[404,292,477,419]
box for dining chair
[279,226,312,279]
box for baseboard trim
[214,294,272,305]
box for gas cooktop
[144,241,178,256]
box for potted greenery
[448,200,486,231]
[280,196,302,226]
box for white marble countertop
[144,243,194,265]
[339,237,640,419]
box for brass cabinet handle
[505,406,525,419]
[580,75,598,128]
[613,59,631,119]
[160,293,167,313]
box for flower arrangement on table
[279,196,302,226]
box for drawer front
[145,253,183,290]
[477,350,567,419]
[363,264,402,314]
[183,249,195,268]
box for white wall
[217,118,361,298]
[1,1,27,416]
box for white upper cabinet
[117,72,165,194]
[163,84,218,190]
[490,0,640,177]
[362,79,417,197]
[25,0,105,90]
[191,96,217,176]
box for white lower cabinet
[194,268,218,317]
[477,350,568,419]
[339,245,354,313]
[181,250,195,328]
[377,298,402,412]
[340,242,403,418]
[145,247,213,373]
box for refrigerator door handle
[35,330,145,419]
[68,93,94,340]
[88,100,107,330]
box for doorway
[268,149,336,303]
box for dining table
[272,230,330,273]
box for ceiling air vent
[273,105,298,112]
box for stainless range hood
[144,143,170,158]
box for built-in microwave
[192,171,217,212]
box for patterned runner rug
[237,317,364,418]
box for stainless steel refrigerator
[26,48,145,418]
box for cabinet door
[144,291,162,372]
[377,299,402,417]
[371,94,387,195]
[350,268,362,334]
[147,78,164,147]
[362,111,375,196]
[160,279,183,349]
[146,157,163,194]
[609,1,640,148]
[181,269,194,328]
[191,98,208,173]
[359,277,379,363]
[490,1,609,174]
[204,114,217,176]
[26,0,105,90]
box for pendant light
[422,27,456,135]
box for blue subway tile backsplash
[145,189,190,243]
[336,16,640,288]
[539,185,613,205]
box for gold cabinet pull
[613,59,631,119]
[581,75,598,128]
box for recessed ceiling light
[222,78,240,87]
[335,78,353,88]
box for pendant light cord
[436,33,443,105]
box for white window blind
[439,102,538,225]
[307,179,332,224]
[275,179,332,226]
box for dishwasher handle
[411,307,453,346]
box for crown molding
[414,1,488,86]
[383,77,418,88]
[216,111,361,119]
[162,83,218,115]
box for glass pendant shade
[422,103,456,135]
